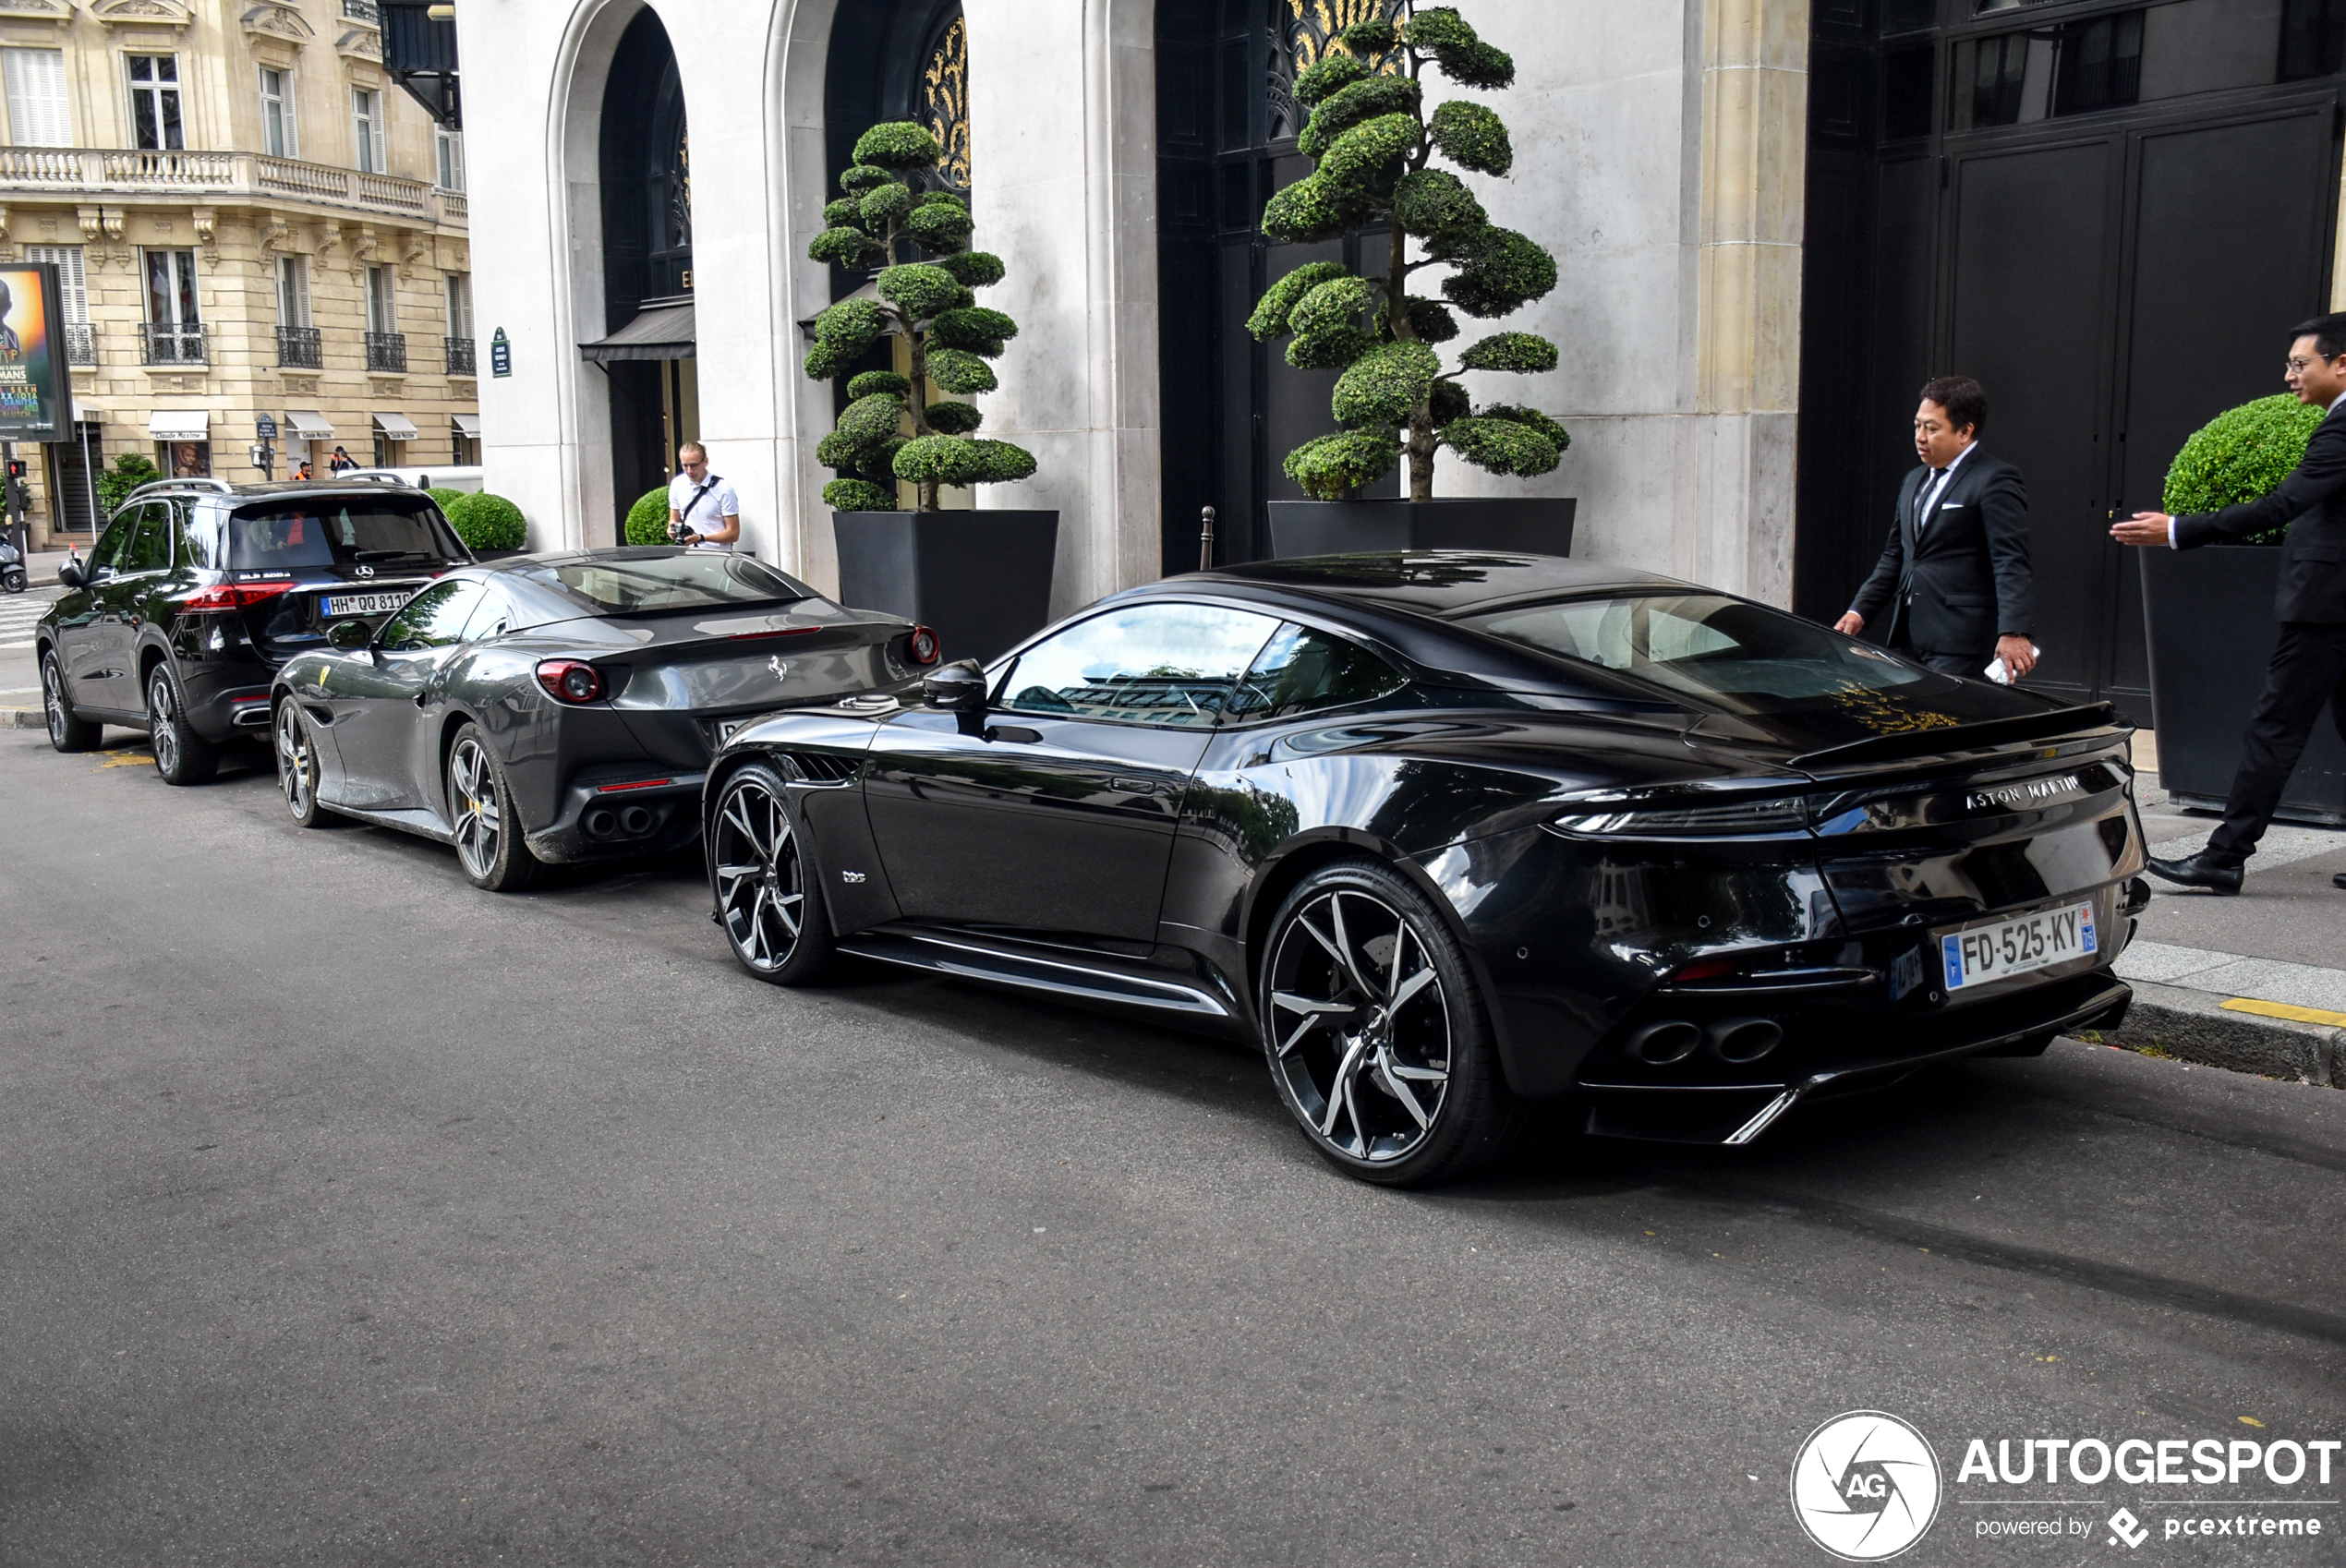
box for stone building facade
[0,0,477,548]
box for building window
[259,66,296,158]
[3,47,70,146]
[276,256,320,368]
[127,54,183,151]
[435,123,464,191]
[25,242,92,364]
[443,272,474,373]
[365,262,405,371]
[2052,10,2144,115]
[351,86,383,174]
[141,247,202,363]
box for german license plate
[1941,900,2097,991]
[321,591,409,618]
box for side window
[122,502,173,573]
[1226,622,1406,725]
[88,508,137,573]
[378,579,486,651]
[1000,603,1279,729]
[178,513,223,571]
[456,582,514,643]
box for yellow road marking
[95,748,151,769]
[2220,997,2346,1029]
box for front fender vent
[780,751,861,785]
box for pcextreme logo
[1793,1411,1945,1561]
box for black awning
[581,300,695,362]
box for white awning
[147,409,209,441]
[372,413,419,440]
[284,409,335,440]
[451,412,480,438]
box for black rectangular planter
[831,509,1058,666]
[2138,544,2346,826]
[1264,497,1576,560]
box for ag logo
[1791,1411,1942,1561]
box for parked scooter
[0,537,26,594]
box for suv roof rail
[124,477,234,501]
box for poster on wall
[0,262,70,440]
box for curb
[2098,978,2346,1087]
[0,706,38,730]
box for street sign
[257,416,278,440]
[490,327,512,378]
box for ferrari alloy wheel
[712,763,836,984]
[147,665,219,786]
[448,724,541,891]
[274,699,331,827]
[1261,860,1520,1186]
[42,652,101,753]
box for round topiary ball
[623,486,672,545]
[426,486,465,513]
[2164,393,2324,544]
[444,491,527,552]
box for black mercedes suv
[35,477,476,782]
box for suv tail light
[536,659,605,704]
[907,625,941,666]
[184,582,294,611]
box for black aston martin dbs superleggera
[701,552,2147,1186]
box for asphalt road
[4,725,2343,1568]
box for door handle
[985,724,1041,744]
[1111,776,1157,795]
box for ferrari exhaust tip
[584,807,618,838]
[620,804,656,837]
[1625,1019,1701,1066]
[1706,1016,1783,1064]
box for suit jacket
[2173,403,2346,624]
[1849,445,2034,656]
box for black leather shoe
[2146,853,2243,895]
[2334,873,2346,891]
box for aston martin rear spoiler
[1789,702,2124,768]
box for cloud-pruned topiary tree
[1249,6,1565,501]
[804,121,1035,513]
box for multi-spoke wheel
[41,651,101,753]
[447,723,541,891]
[711,762,836,984]
[147,664,218,785]
[274,698,334,827]
[1260,859,1520,1186]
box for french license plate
[321,591,409,618]
[1941,900,2097,991]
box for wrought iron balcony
[342,0,380,23]
[140,322,205,365]
[365,331,407,373]
[277,325,322,369]
[62,322,96,366]
[444,335,476,376]
[0,148,455,225]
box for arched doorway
[585,6,693,532]
[1155,0,1403,573]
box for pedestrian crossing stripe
[0,586,62,649]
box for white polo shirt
[668,470,741,549]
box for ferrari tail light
[907,625,941,666]
[536,658,605,704]
[183,582,294,611]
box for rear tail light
[183,582,294,611]
[907,624,941,666]
[1547,795,1811,838]
[536,659,605,704]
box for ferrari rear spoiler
[1789,702,2123,768]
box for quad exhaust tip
[1624,1016,1784,1066]
[620,804,655,837]
[1706,1016,1784,1064]
[1625,1019,1701,1066]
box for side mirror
[54,561,82,588]
[922,658,989,713]
[327,618,373,651]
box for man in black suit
[1836,376,2038,681]
[2114,312,2346,896]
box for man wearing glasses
[667,441,740,550]
[2113,313,2346,896]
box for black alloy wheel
[41,651,101,752]
[447,723,541,891]
[712,763,836,984]
[274,699,333,828]
[147,664,219,786]
[1260,859,1521,1187]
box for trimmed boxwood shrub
[2163,393,2324,546]
[426,486,466,513]
[623,485,671,545]
[94,452,159,518]
[444,490,526,551]
[1252,6,1566,500]
[804,122,1035,512]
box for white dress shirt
[1844,441,1979,620]
[2169,387,2346,546]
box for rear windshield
[526,552,816,614]
[227,498,466,572]
[1463,591,1952,716]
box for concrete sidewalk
[2101,756,2346,1086]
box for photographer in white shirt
[667,442,740,550]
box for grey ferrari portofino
[270,548,937,889]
